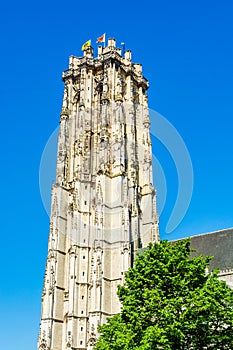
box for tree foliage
[94,239,233,349]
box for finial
[108,38,116,47]
[83,46,94,58]
[124,50,132,61]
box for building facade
[38,38,159,350]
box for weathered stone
[38,38,159,350]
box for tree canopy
[94,239,233,350]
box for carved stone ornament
[88,324,97,346]
[143,160,151,171]
[39,331,48,350]
[66,331,72,348]
[63,85,69,106]
[72,85,80,104]
[60,106,71,117]
[143,114,150,127]
[74,140,83,155]
[39,342,47,350]
[58,147,67,163]
[112,140,121,151]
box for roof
[188,228,233,271]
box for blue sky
[0,1,232,349]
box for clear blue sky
[0,1,232,349]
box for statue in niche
[94,75,103,95]
[115,73,124,103]
[102,72,109,93]
[116,73,123,95]
[72,85,80,104]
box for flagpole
[121,42,125,55]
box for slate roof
[188,228,233,272]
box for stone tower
[38,38,159,350]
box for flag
[82,39,91,51]
[96,33,105,44]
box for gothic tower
[38,38,159,350]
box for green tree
[94,239,233,349]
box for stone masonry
[38,38,159,350]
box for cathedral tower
[38,38,159,350]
